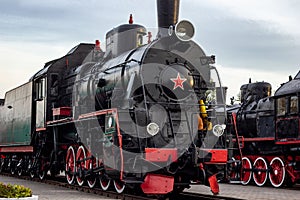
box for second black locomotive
[227,72,300,188]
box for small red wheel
[87,157,97,188]
[38,159,46,180]
[29,158,35,178]
[38,169,46,180]
[17,158,23,176]
[99,174,111,191]
[76,146,86,186]
[241,157,252,185]
[0,158,4,173]
[269,157,285,187]
[30,171,35,178]
[253,157,268,186]
[66,146,76,184]
[229,157,239,181]
[10,159,16,175]
[113,179,125,193]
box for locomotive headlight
[175,20,195,41]
[147,122,160,136]
[189,78,194,87]
[212,124,226,137]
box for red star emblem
[171,73,187,90]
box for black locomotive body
[0,0,228,195]
[228,72,300,188]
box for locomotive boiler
[228,72,300,188]
[0,0,228,196]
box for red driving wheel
[253,157,268,186]
[269,157,285,187]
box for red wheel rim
[114,179,125,193]
[29,158,35,178]
[38,159,46,180]
[76,146,86,186]
[241,157,252,185]
[253,157,268,186]
[100,175,111,191]
[87,157,97,188]
[0,159,4,173]
[229,157,238,180]
[269,157,285,187]
[66,146,75,184]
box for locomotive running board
[0,146,33,153]
[123,178,144,184]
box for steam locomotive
[227,71,300,188]
[0,0,228,195]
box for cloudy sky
[0,0,299,102]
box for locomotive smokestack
[157,0,180,37]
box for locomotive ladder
[226,112,243,183]
[166,109,194,148]
[116,109,144,154]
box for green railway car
[0,82,33,146]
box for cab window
[35,78,45,101]
[276,97,286,116]
[290,96,298,114]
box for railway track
[1,172,242,200]
[175,192,243,200]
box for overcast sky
[0,0,299,102]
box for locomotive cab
[274,71,300,142]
